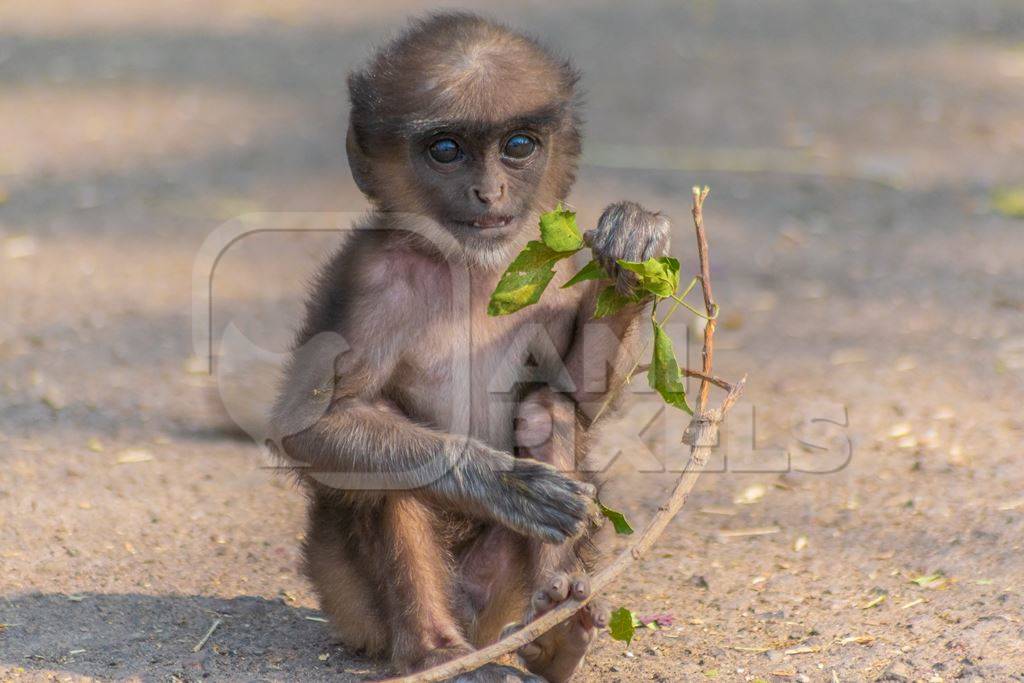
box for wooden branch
[389,186,744,683]
[634,364,733,392]
[691,185,716,412]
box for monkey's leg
[512,388,611,683]
[372,494,542,682]
[372,492,476,673]
[304,486,471,671]
[303,491,389,657]
[305,492,544,682]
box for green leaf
[993,188,1024,218]
[594,285,643,319]
[598,501,634,535]
[488,241,572,316]
[562,259,607,288]
[487,268,558,316]
[608,607,636,645]
[648,322,692,414]
[507,240,565,271]
[617,257,680,298]
[539,205,585,252]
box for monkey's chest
[396,305,575,450]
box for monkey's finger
[532,589,554,615]
[568,572,591,601]
[544,573,570,603]
[583,229,596,247]
[640,229,670,262]
[615,270,640,298]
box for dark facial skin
[409,121,552,243]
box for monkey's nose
[473,183,505,205]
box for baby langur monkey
[269,12,670,682]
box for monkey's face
[404,122,554,251]
[346,14,582,265]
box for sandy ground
[2,1,1024,681]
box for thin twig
[391,186,744,683]
[634,364,733,391]
[691,185,715,411]
[192,618,221,653]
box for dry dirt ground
[2,2,1024,681]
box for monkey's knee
[303,509,388,656]
[514,388,580,471]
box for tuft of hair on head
[347,11,582,154]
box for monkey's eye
[428,138,463,164]
[502,134,537,160]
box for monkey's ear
[345,123,376,198]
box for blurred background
[1,2,1022,681]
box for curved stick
[389,186,744,683]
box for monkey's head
[347,12,582,267]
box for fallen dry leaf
[861,594,887,609]
[734,484,767,505]
[698,506,737,516]
[115,449,155,464]
[839,635,875,645]
[718,526,781,539]
[829,348,867,365]
[910,573,947,589]
[888,422,912,438]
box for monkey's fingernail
[579,482,597,498]
[547,574,569,601]
[569,574,590,599]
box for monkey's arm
[563,286,646,424]
[565,201,671,423]
[269,313,592,544]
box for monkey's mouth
[458,214,515,230]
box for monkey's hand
[464,456,596,544]
[584,201,671,296]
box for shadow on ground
[0,592,381,681]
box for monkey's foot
[450,662,544,683]
[513,572,610,683]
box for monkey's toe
[518,572,602,683]
[579,599,610,631]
